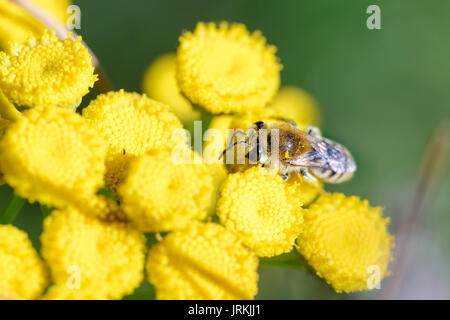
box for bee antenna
[228,130,247,142]
[218,140,249,160]
[218,130,249,160]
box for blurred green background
[1,0,449,299]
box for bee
[220,121,357,184]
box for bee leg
[281,173,289,181]
[306,126,322,137]
[300,168,318,184]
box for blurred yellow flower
[0,106,107,208]
[41,206,147,300]
[0,0,70,49]
[0,225,49,299]
[142,53,200,123]
[0,30,96,109]
[177,22,281,114]
[82,90,184,192]
[268,86,321,130]
[118,149,214,232]
[147,222,259,300]
[296,193,394,293]
[217,166,304,257]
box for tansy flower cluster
[0,17,394,300]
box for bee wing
[307,136,357,172]
[285,136,334,168]
[285,150,327,168]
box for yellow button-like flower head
[41,207,147,299]
[147,222,259,300]
[82,90,184,191]
[296,193,394,293]
[142,53,200,123]
[177,22,281,114]
[0,106,107,208]
[217,166,304,257]
[0,225,49,299]
[118,149,214,232]
[0,30,97,109]
[0,0,70,49]
[269,86,321,130]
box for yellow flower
[41,206,147,299]
[216,166,304,257]
[0,0,70,49]
[296,193,394,293]
[177,22,281,114]
[0,106,107,208]
[147,222,259,300]
[0,30,97,109]
[268,86,321,130]
[0,225,49,299]
[142,53,200,123]
[82,90,184,192]
[118,149,214,232]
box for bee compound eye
[254,121,264,129]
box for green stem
[0,194,26,224]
